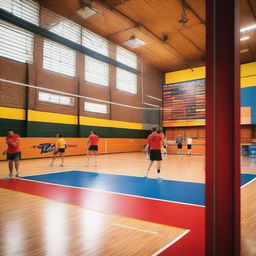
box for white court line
[112,223,159,235]
[241,177,256,188]
[19,177,205,208]
[1,170,71,179]
[152,229,190,256]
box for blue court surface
[22,171,256,207]
[241,173,256,186]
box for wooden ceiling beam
[108,24,138,37]
[247,0,256,20]
[247,41,256,59]
[95,0,196,68]
[246,0,256,60]
[178,30,205,56]
[108,0,132,9]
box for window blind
[49,18,81,44]
[82,28,109,56]
[0,21,34,63]
[0,0,39,25]
[38,91,74,106]
[116,67,137,94]
[85,56,109,86]
[116,46,137,69]
[84,102,108,114]
[43,39,76,77]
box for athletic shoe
[60,164,64,166]
[157,173,163,179]
[144,170,149,178]
[8,173,13,178]
[15,174,21,178]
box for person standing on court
[144,127,164,179]
[176,134,183,155]
[86,130,99,166]
[187,136,193,155]
[50,134,66,166]
[5,129,21,178]
[160,130,167,159]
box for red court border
[0,178,205,256]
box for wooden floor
[0,188,186,256]
[0,152,255,255]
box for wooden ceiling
[39,0,256,72]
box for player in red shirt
[160,130,167,160]
[86,130,100,166]
[5,129,21,178]
[144,127,164,179]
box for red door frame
[206,0,240,255]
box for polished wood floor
[0,188,186,256]
[0,152,255,255]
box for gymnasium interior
[0,0,255,255]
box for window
[116,68,137,94]
[116,46,137,94]
[116,46,137,69]
[82,28,109,56]
[0,0,39,25]
[0,21,34,63]
[85,56,109,86]
[84,102,108,114]
[38,92,74,106]
[43,39,76,77]
[49,18,81,44]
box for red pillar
[206,0,240,255]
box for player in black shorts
[86,131,100,166]
[144,127,164,179]
[176,134,183,155]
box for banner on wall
[0,137,146,161]
[0,138,86,160]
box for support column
[206,0,240,255]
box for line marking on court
[0,186,191,255]
[241,177,256,188]
[112,223,159,235]
[152,229,190,256]
[1,169,72,180]
[18,177,205,207]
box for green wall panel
[0,119,151,138]
[27,121,77,137]
[80,125,150,138]
[0,119,26,137]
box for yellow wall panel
[0,106,26,120]
[165,66,205,84]
[28,110,78,125]
[165,62,256,88]
[80,116,143,130]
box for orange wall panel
[0,137,146,160]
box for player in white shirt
[187,136,193,155]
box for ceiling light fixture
[240,36,250,41]
[240,24,256,33]
[123,35,146,48]
[76,0,97,20]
